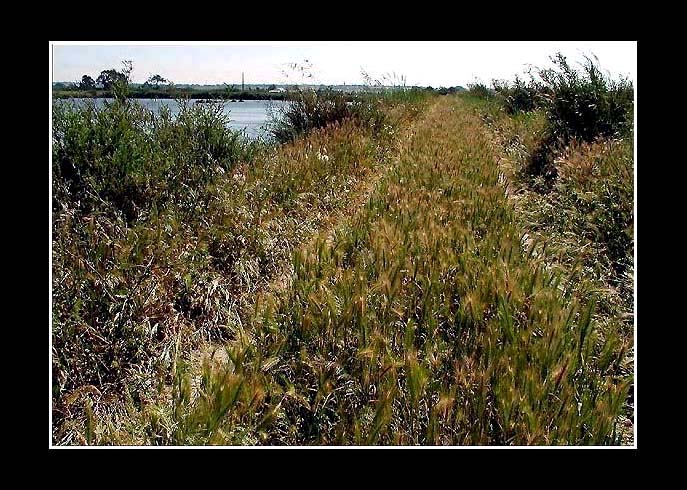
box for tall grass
[485,53,634,189]
[115,98,630,445]
[53,74,631,445]
[52,79,430,444]
[465,92,634,442]
[467,89,633,283]
[484,54,635,294]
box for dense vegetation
[466,54,634,442]
[52,72,427,444]
[467,53,634,282]
[52,96,265,436]
[470,54,634,189]
[52,54,634,445]
[266,88,412,143]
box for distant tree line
[74,66,170,91]
[54,63,465,99]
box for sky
[52,41,637,87]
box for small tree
[113,61,133,101]
[144,74,168,89]
[96,69,126,90]
[94,61,133,101]
[79,75,96,90]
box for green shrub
[537,53,634,145]
[53,98,256,221]
[52,93,261,442]
[268,89,353,143]
[520,53,634,187]
[467,82,494,100]
[268,89,389,143]
[493,76,543,115]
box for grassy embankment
[131,96,629,445]
[52,87,430,444]
[464,54,634,442]
[52,55,633,445]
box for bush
[52,95,261,441]
[467,82,494,100]
[53,98,256,222]
[268,89,353,143]
[537,53,634,145]
[268,89,389,144]
[520,53,634,188]
[493,76,543,115]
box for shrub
[53,98,256,222]
[537,53,634,145]
[268,89,391,144]
[493,76,543,115]
[521,53,634,188]
[268,89,354,143]
[467,82,494,100]
[52,94,260,442]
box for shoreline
[52,91,289,101]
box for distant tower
[242,72,244,91]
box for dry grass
[469,95,634,444]
[52,92,431,445]
[53,91,632,446]
[90,97,631,445]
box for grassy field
[466,97,634,444]
[52,64,634,445]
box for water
[55,98,288,139]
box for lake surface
[55,98,289,139]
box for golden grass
[99,97,632,445]
[55,93,632,445]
